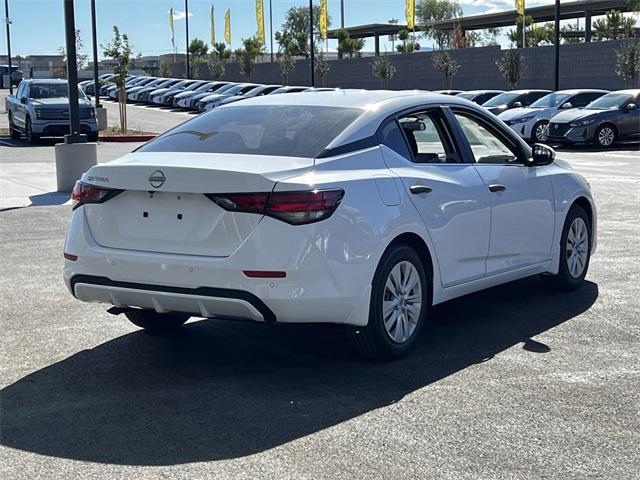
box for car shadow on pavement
[0,277,598,466]
[0,137,59,147]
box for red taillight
[63,252,78,261]
[71,181,123,210]
[206,189,344,225]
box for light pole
[63,0,84,143]
[554,0,560,90]
[269,0,273,62]
[3,0,12,94]
[341,0,344,28]
[90,0,100,108]
[185,0,190,78]
[309,0,314,86]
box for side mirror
[625,103,637,111]
[512,101,522,108]
[20,96,28,104]
[561,102,573,109]
[526,143,555,167]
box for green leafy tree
[235,36,264,80]
[278,5,331,58]
[417,0,462,49]
[594,10,636,40]
[372,55,396,88]
[58,29,88,75]
[432,50,459,88]
[615,40,640,87]
[337,29,365,58]
[561,24,582,44]
[208,42,231,80]
[188,38,209,78]
[397,29,421,53]
[496,50,525,89]
[315,52,330,86]
[102,26,133,133]
[275,30,297,84]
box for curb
[99,135,156,142]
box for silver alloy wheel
[535,123,548,142]
[566,217,589,278]
[597,126,615,146]
[383,260,422,344]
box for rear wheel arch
[385,232,434,290]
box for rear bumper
[71,275,275,322]
[63,205,379,326]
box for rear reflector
[206,189,344,225]
[63,253,78,261]
[243,270,286,278]
[71,181,123,210]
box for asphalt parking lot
[1,100,639,479]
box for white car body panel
[64,91,597,327]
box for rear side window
[379,120,412,160]
[138,105,362,158]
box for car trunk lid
[81,152,313,257]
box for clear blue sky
[3,0,572,57]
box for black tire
[125,310,190,333]
[347,243,431,360]
[531,120,549,143]
[593,123,616,148]
[25,117,40,145]
[8,113,21,139]
[541,205,591,291]
[87,132,99,142]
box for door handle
[410,185,433,195]
[488,184,507,193]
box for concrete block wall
[213,40,635,91]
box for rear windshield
[138,105,362,158]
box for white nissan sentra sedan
[63,90,596,359]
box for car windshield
[138,105,362,158]
[482,92,520,107]
[223,85,247,95]
[29,83,87,100]
[585,93,633,110]
[184,82,205,91]
[213,83,236,94]
[457,93,478,100]
[530,92,571,108]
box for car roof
[26,79,68,84]
[459,90,503,95]
[610,89,640,95]
[507,89,552,94]
[555,89,609,94]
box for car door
[619,95,640,139]
[13,82,27,128]
[450,108,556,276]
[379,106,491,288]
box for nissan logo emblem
[148,170,166,188]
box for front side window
[138,105,362,158]
[454,113,519,164]
[530,93,571,109]
[482,92,520,107]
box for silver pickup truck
[7,79,98,144]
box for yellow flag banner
[515,0,525,16]
[225,9,231,44]
[320,0,328,40]
[405,0,415,30]
[169,7,175,47]
[210,5,215,46]
[256,0,265,44]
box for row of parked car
[80,75,638,148]
[81,74,334,113]
[436,88,640,148]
